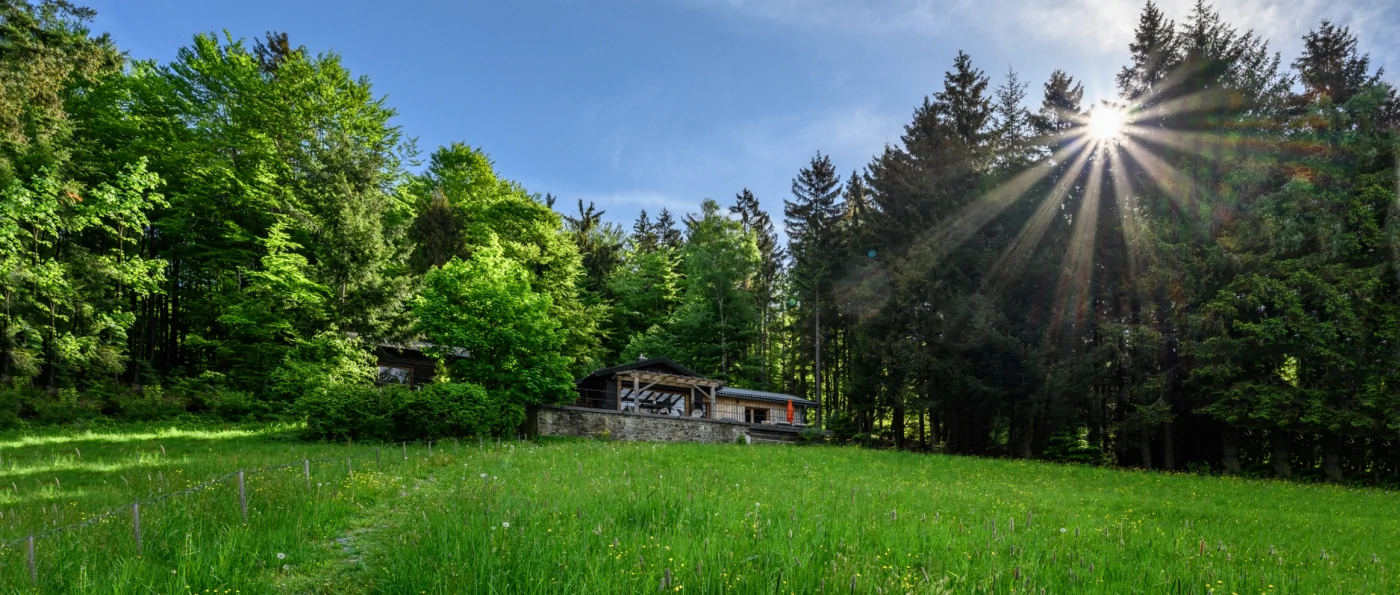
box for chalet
[374,342,470,387]
[573,356,817,427]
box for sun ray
[1118,137,1196,211]
[898,135,1096,275]
[1123,124,1261,162]
[1106,142,1153,282]
[1050,143,1107,339]
[1128,87,1234,124]
[985,139,1097,291]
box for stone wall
[530,406,802,444]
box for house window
[377,366,413,385]
[745,407,768,424]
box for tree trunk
[1323,433,1343,483]
[892,405,905,450]
[1271,431,1292,479]
[1015,409,1033,459]
[1221,427,1241,475]
[1140,425,1153,470]
[1162,422,1175,470]
[918,409,926,451]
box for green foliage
[108,383,187,421]
[408,143,603,376]
[414,241,573,407]
[268,331,377,403]
[296,382,516,441]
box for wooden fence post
[402,442,407,460]
[376,447,381,470]
[27,535,35,587]
[347,458,352,476]
[428,441,433,457]
[304,459,310,491]
[238,470,247,523]
[133,502,142,555]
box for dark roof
[377,341,471,359]
[718,386,818,407]
[579,356,704,382]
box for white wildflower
[277,552,286,560]
[1060,528,1067,533]
[503,521,510,529]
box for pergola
[613,370,724,418]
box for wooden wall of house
[375,348,439,386]
[575,375,618,408]
[714,397,808,425]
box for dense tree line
[1,1,1397,482]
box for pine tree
[655,208,683,250]
[1293,20,1384,107]
[730,189,784,388]
[631,209,658,252]
[1116,1,1178,102]
[785,153,844,409]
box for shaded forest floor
[2,423,1397,593]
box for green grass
[2,424,1398,594]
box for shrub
[297,382,517,442]
[27,388,103,425]
[269,331,377,403]
[110,384,188,421]
[205,387,271,421]
[0,388,20,431]
[824,410,859,443]
[798,427,826,444]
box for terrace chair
[639,394,681,414]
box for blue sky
[86,0,1399,232]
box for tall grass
[0,422,455,593]
[1,425,1397,593]
[351,440,1399,594]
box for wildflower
[480,473,488,479]
[282,564,290,571]
[1060,528,1066,533]
[276,553,286,560]
[503,521,510,529]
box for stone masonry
[529,405,802,444]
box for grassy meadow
[1,423,1397,594]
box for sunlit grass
[3,424,1396,593]
[344,441,1400,594]
[0,421,461,593]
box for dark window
[745,407,768,424]
[377,366,413,385]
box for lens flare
[1088,105,1127,140]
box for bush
[205,387,272,421]
[269,331,377,403]
[26,388,103,425]
[824,410,859,443]
[297,382,518,442]
[110,384,188,421]
[798,427,826,444]
[170,372,273,421]
[0,388,20,431]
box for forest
[0,1,1397,483]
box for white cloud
[679,0,1400,70]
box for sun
[1088,104,1128,140]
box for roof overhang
[614,370,723,389]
